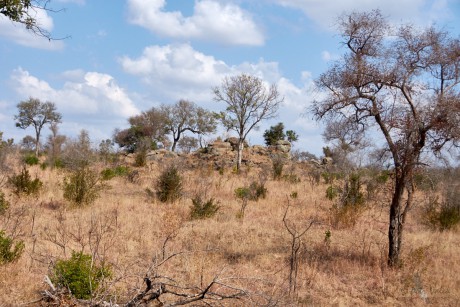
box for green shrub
[326,185,340,200]
[190,197,220,220]
[101,165,130,180]
[23,153,39,165]
[272,156,284,180]
[63,167,105,206]
[8,167,42,196]
[156,166,183,203]
[341,173,365,207]
[235,181,267,202]
[421,195,460,231]
[0,230,24,264]
[0,191,9,215]
[51,251,111,300]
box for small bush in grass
[272,156,284,180]
[63,167,105,206]
[8,167,42,196]
[421,193,460,231]
[101,165,130,180]
[328,173,366,229]
[190,197,220,220]
[0,230,24,264]
[51,251,111,300]
[23,153,39,165]
[156,165,183,203]
[0,191,9,215]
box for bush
[101,165,130,181]
[190,197,220,220]
[63,167,105,206]
[421,193,460,231]
[235,181,267,202]
[8,167,43,196]
[0,230,24,264]
[156,166,183,203]
[0,191,9,215]
[328,173,366,229]
[23,153,39,165]
[272,156,284,180]
[51,251,111,300]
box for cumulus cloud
[0,9,64,50]
[273,0,454,30]
[119,43,324,153]
[9,68,139,139]
[119,43,289,104]
[127,0,264,45]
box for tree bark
[236,139,243,172]
[388,173,406,267]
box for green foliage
[326,185,340,200]
[8,167,42,196]
[63,167,104,206]
[328,173,366,229]
[0,230,24,264]
[421,195,460,231]
[272,156,284,180]
[101,165,130,181]
[0,191,9,215]
[190,197,220,220]
[286,130,299,144]
[156,166,183,203]
[342,173,365,207]
[23,153,39,165]
[264,122,285,146]
[51,251,112,300]
[235,180,267,202]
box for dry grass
[0,156,459,306]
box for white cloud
[0,9,64,50]
[120,43,323,152]
[273,0,453,30]
[127,0,264,45]
[321,50,339,62]
[9,68,139,138]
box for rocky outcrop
[274,140,291,153]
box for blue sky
[1,0,459,156]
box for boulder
[224,137,248,151]
[275,140,291,153]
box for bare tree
[14,97,62,156]
[312,10,460,266]
[214,74,283,172]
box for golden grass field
[0,152,459,306]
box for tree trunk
[236,139,244,172]
[388,174,406,267]
[35,129,41,157]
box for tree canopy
[312,10,460,266]
[114,100,217,153]
[15,97,61,156]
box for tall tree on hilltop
[214,74,283,172]
[312,10,460,266]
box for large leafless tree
[312,10,460,266]
[214,74,283,172]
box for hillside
[0,147,459,306]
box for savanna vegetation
[0,9,459,307]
